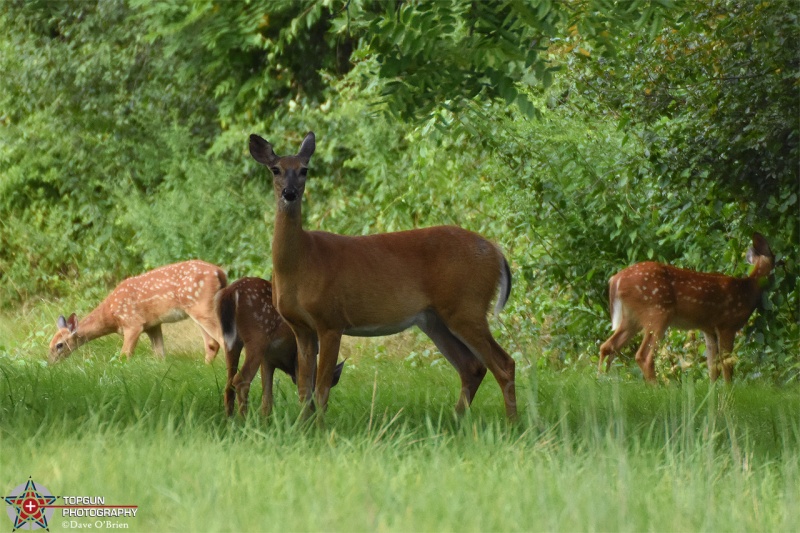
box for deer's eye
[300,168,308,176]
[271,167,281,176]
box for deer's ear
[249,134,278,166]
[66,313,79,334]
[297,132,315,162]
[751,233,772,258]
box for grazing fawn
[599,233,775,382]
[217,277,343,417]
[250,131,516,419]
[49,260,226,364]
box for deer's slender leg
[224,339,244,416]
[120,326,144,359]
[635,321,666,382]
[232,339,264,417]
[717,329,736,383]
[145,324,165,358]
[314,329,343,418]
[419,312,487,414]
[444,315,516,419]
[292,326,318,419]
[599,326,635,372]
[261,363,276,418]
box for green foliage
[578,1,798,200]
[0,0,218,303]
[342,0,676,120]
[132,0,355,146]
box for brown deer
[598,233,775,382]
[49,260,226,364]
[217,276,344,417]
[249,132,516,419]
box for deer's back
[613,261,760,331]
[105,260,226,326]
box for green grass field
[1,307,798,532]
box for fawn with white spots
[216,277,343,417]
[599,233,775,382]
[49,260,227,364]
[250,132,516,420]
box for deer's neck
[749,258,773,286]
[272,208,307,275]
[76,304,117,345]
[722,276,765,321]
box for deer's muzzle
[281,188,299,202]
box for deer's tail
[215,267,228,290]
[494,254,513,316]
[608,276,623,331]
[216,288,238,352]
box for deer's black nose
[281,188,298,202]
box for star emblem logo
[4,477,57,531]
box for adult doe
[49,260,226,363]
[217,276,343,417]
[598,233,775,381]
[250,131,516,419]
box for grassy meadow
[1,306,798,533]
